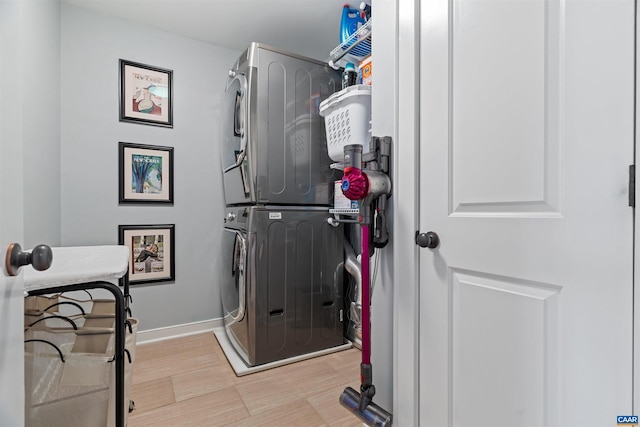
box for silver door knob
[5,243,53,276]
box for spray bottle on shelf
[359,2,372,21]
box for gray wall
[60,4,240,330]
[23,0,61,249]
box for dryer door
[221,228,247,324]
[221,73,253,205]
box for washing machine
[220,205,345,366]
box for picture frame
[119,142,174,204]
[119,59,173,128]
[119,224,175,284]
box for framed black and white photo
[119,59,173,127]
[119,142,174,204]
[119,224,175,285]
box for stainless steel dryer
[221,205,345,366]
[221,43,341,206]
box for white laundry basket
[319,85,371,162]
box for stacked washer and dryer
[217,43,347,370]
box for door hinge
[629,165,635,207]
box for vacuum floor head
[339,386,392,427]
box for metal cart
[23,246,132,427]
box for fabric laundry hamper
[108,317,138,425]
[24,328,116,427]
[25,293,117,316]
[24,316,138,426]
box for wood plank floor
[128,333,363,426]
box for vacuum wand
[339,224,392,427]
[361,224,371,369]
[339,144,392,427]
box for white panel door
[419,1,634,426]
[0,1,26,425]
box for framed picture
[119,59,173,128]
[119,142,174,204]
[119,224,175,284]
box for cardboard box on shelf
[359,56,372,85]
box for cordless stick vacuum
[339,144,392,427]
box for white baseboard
[136,318,224,345]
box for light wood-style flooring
[128,333,363,426]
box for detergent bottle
[342,62,358,89]
[340,4,366,45]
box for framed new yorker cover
[119,59,173,127]
[119,224,175,285]
[119,142,174,204]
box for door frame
[634,1,639,415]
[393,0,420,425]
[0,1,26,424]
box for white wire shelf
[327,19,372,68]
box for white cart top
[23,245,130,292]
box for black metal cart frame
[27,275,130,427]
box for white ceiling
[62,0,365,61]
